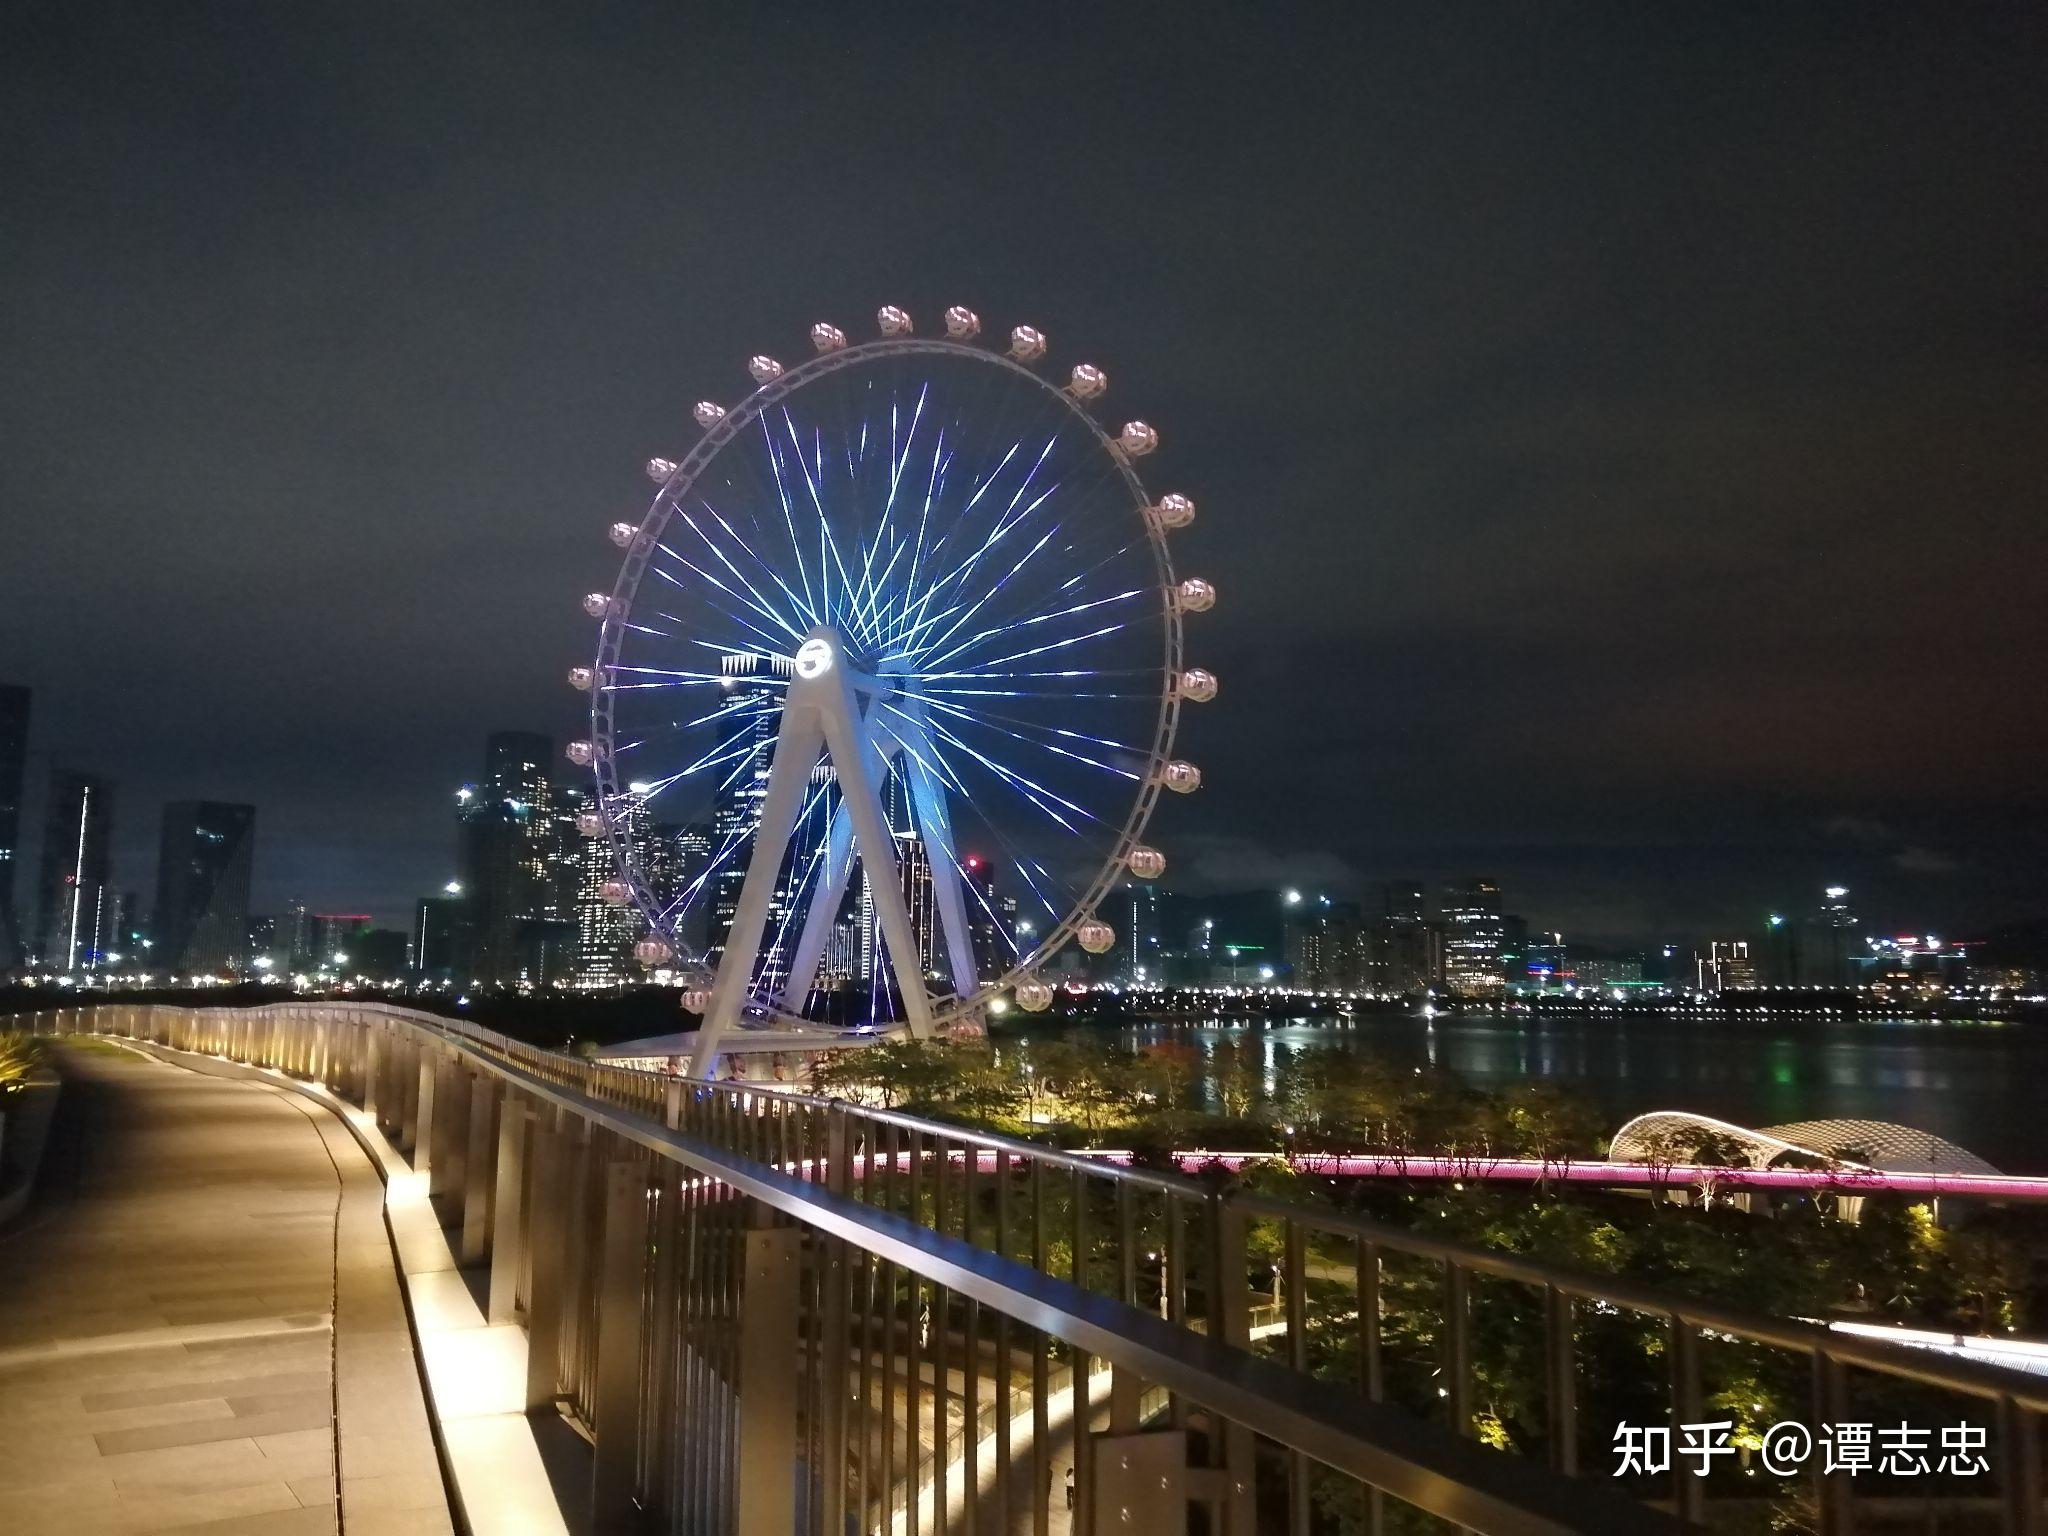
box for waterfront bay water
[1017,1011,2048,1175]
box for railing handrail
[17,998,2048,1535]
[21,997,2048,1410]
[1219,1187,2048,1411]
[14,998,1696,1536]
[459,1034,1677,1536]
[375,999,2048,1416]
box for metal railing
[15,1000,2045,1536]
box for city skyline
[1,680,2040,973]
[3,7,2044,946]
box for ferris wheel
[567,305,1216,1073]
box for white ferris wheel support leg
[814,671,938,1045]
[895,704,981,1003]
[690,699,826,1079]
[689,633,936,1079]
[782,701,978,1014]
[778,794,856,1013]
[778,712,892,1011]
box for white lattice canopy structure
[1608,1110,1999,1177]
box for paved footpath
[0,1040,452,1536]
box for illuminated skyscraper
[636,820,715,956]
[284,896,313,969]
[1801,885,1858,987]
[459,731,557,986]
[0,684,27,972]
[1696,940,1757,993]
[708,653,792,958]
[310,914,371,967]
[37,769,115,972]
[152,801,257,975]
[575,783,643,986]
[1439,879,1505,997]
[413,895,469,983]
[965,856,1019,983]
[1284,899,1363,989]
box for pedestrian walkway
[0,1040,453,1536]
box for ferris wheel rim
[587,330,1185,1024]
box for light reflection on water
[1010,1012,2048,1174]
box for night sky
[4,3,2044,945]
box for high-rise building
[111,890,148,962]
[1800,885,1857,987]
[653,820,713,955]
[310,914,372,967]
[1364,881,1441,994]
[1696,940,1757,993]
[350,928,411,980]
[0,684,29,972]
[284,896,313,969]
[1440,879,1505,997]
[1284,899,1364,989]
[153,801,257,975]
[413,894,471,983]
[37,770,115,972]
[708,652,795,960]
[458,731,557,986]
[575,786,643,987]
[1383,881,1427,925]
[964,857,1020,983]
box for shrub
[0,1030,49,1095]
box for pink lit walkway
[1133,1151,2048,1200]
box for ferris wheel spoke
[673,500,822,632]
[909,587,1145,676]
[886,432,955,647]
[872,386,930,572]
[775,407,861,611]
[917,713,1105,833]
[915,684,1152,702]
[1003,856,1065,923]
[916,693,1148,761]
[884,436,1024,643]
[934,521,1156,665]
[607,664,783,688]
[647,554,803,650]
[887,518,1066,667]
[847,534,912,651]
[919,697,1141,782]
[760,415,822,622]
[870,704,973,802]
[906,439,1133,637]
[884,436,1061,646]
[906,486,1143,667]
[913,622,1130,680]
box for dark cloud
[2,2,2044,943]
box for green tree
[1209,1037,1261,1120]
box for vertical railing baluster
[2001,1397,2044,1536]
[1032,1161,1050,1536]
[1670,1312,1705,1526]
[1286,1218,1310,1536]
[1444,1258,1472,1437]
[1545,1283,1577,1476]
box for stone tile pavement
[0,1041,453,1535]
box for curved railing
[15,1000,2046,1536]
